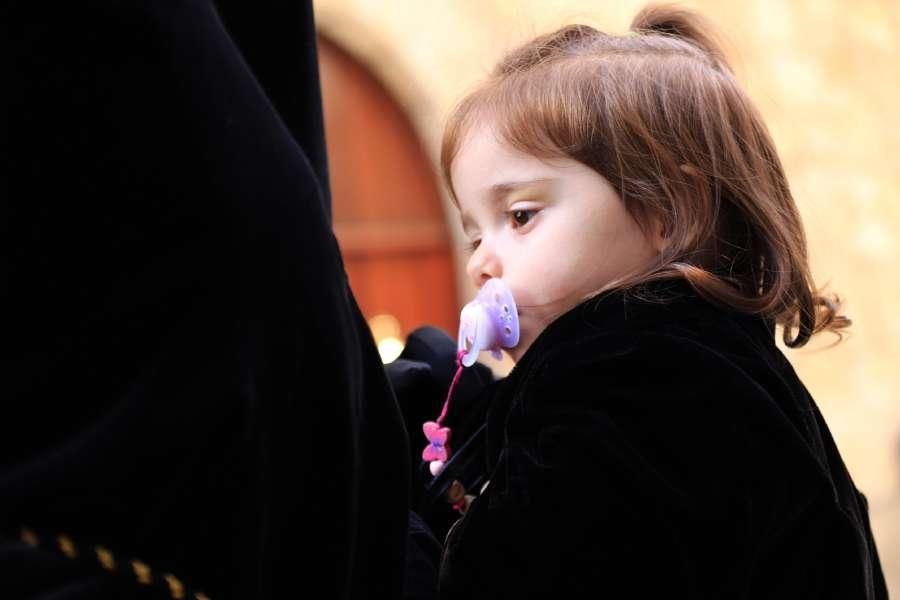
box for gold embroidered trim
[131,559,152,585]
[95,545,116,571]
[164,573,185,599]
[57,535,78,559]
[16,526,210,599]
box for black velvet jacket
[438,279,887,599]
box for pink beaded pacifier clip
[422,278,520,480]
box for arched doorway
[317,36,458,361]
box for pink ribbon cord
[436,349,467,426]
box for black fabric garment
[387,328,499,600]
[438,279,887,599]
[405,510,442,600]
[387,326,494,540]
[2,1,408,598]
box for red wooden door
[317,36,458,361]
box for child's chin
[506,336,532,364]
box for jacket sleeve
[749,487,889,599]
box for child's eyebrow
[488,177,555,198]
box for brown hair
[441,3,849,348]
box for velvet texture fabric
[438,279,887,599]
[387,326,498,600]
[388,327,495,538]
[2,1,408,598]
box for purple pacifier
[457,277,520,366]
[422,278,520,484]
[422,277,519,482]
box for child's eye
[509,209,537,228]
[465,239,481,254]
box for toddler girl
[429,4,887,598]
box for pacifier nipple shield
[422,278,520,482]
[457,277,520,367]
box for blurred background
[312,0,900,592]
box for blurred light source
[368,313,405,364]
[377,337,405,364]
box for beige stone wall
[314,0,900,592]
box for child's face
[452,121,660,362]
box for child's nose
[466,245,502,289]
